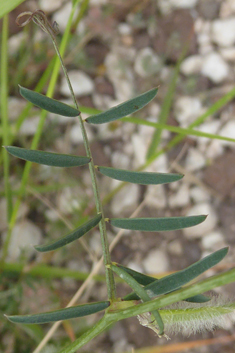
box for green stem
[58,316,114,353]
[32,10,116,300]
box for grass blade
[5,146,91,167]
[5,301,110,324]
[97,166,183,185]
[109,215,207,232]
[19,85,80,117]
[124,247,228,300]
[34,214,102,252]
[86,88,158,124]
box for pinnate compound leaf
[109,215,207,232]
[86,88,158,124]
[19,86,80,117]
[5,146,91,167]
[35,214,102,252]
[124,247,229,301]
[118,265,210,303]
[98,166,183,185]
[5,301,110,324]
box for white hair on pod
[137,294,235,338]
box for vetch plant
[4,9,235,353]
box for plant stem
[37,12,116,300]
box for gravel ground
[2,0,235,352]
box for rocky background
[2,0,235,352]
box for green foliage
[97,166,183,184]
[3,7,235,353]
[86,87,158,124]
[5,146,91,167]
[19,86,81,117]
[109,215,207,232]
[34,213,102,252]
[6,301,110,324]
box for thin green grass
[1,15,13,223]
[1,3,80,263]
[146,39,188,159]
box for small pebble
[111,183,139,216]
[60,70,94,97]
[2,220,42,261]
[174,96,203,126]
[185,148,206,171]
[169,184,190,208]
[183,203,217,239]
[201,52,229,83]
[180,55,203,75]
[219,120,235,146]
[145,185,167,209]
[134,47,163,78]
[143,249,169,274]
[211,18,235,47]
[201,231,225,250]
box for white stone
[220,0,235,17]
[143,249,169,274]
[39,0,63,12]
[183,203,217,239]
[2,220,42,261]
[111,151,131,169]
[169,0,198,8]
[8,97,26,121]
[57,187,83,215]
[194,120,221,146]
[111,183,139,216]
[53,3,84,33]
[145,185,167,209]
[219,120,235,146]
[118,23,132,36]
[105,51,135,101]
[150,153,168,173]
[185,148,206,171]
[189,186,210,203]
[180,55,203,75]
[127,261,144,274]
[132,134,147,168]
[205,139,224,160]
[211,18,235,47]
[201,52,229,83]
[174,96,203,126]
[60,70,94,97]
[168,240,183,256]
[19,116,40,136]
[90,0,108,4]
[201,231,224,250]
[220,47,235,61]
[134,48,163,78]
[169,184,190,208]
[70,123,93,144]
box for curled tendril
[16,10,59,38]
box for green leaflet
[124,247,229,301]
[118,265,209,303]
[97,166,183,185]
[109,215,207,232]
[19,86,80,117]
[5,301,110,324]
[109,263,164,336]
[86,88,158,124]
[5,146,91,167]
[35,214,102,252]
